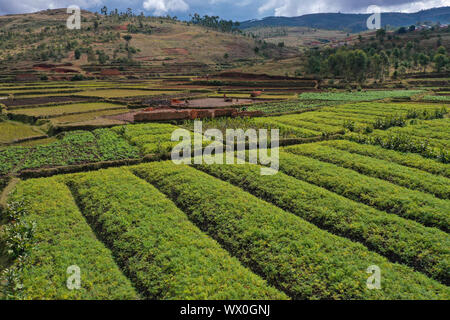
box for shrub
[65,168,286,300]
[131,161,449,300]
[195,161,450,284]
[3,178,138,299]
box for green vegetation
[277,151,450,232]
[423,95,450,102]
[0,121,45,144]
[75,90,181,98]
[345,131,449,163]
[0,130,140,176]
[194,161,450,284]
[9,102,125,118]
[131,161,449,299]
[258,113,344,135]
[299,90,423,101]
[3,178,139,299]
[304,37,450,82]
[245,100,335,114]
[0,147,29,175]
[65,168,287,300]
[93,129,140,161]
[284,143,450,199]
[320,140,450,178]
[115,123,191,155]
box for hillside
[240,7,450,32]
[0,9,298,80]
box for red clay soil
[176,98,255,109]
[14,74,39,81]
[115,23,129,31]
[212,72,308,81]
[100,69,121,76]
[163,48,189,55]
[133,108,263,122]
[2,96,91,107]
[106,111,141,123]
[52,68,79,73]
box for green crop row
[277,151,450,232]
[415,118,450,130]
[423,95,450,102]
[299,90,424,101]
[0,147,29,175]
[0,176,8,193]
[345,131,449,163]
[386,120,450,141]
[245,100,337,114]
[320,140,450,178]
[2,178,139,299]
[112,123,179,139]
[284,143,450,199]
[194,161,450,284]
[0,129,140,176]
[131,161,449,299]
[284,114,360,128]
[252,118,322,138]
[259,114,344,135]
[64,169,287,300]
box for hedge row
[320,140,450,178]
[297,112,373,124]
[131,161,449,300]
[3,178,138,299]
[284,143,450,199]
[0,147,28,176]
[194,162,449,284]
[252,118,322,138]
[263,117,344,135]
[387,125,450,141]
[277,152,450,232]
[0,130,141,176]
[345,131,449,163]
[64,168,286,300]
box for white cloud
[257,0,450,16]
[0,0,102,15]
[143,0,189,15]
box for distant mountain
[240,7,450,32]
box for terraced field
[9,102,126,119]
[0,80,449,300]
[75,89,182,99]
[0,121,46,144]
[299,90,424,101]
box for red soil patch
[100,69,121,76]
[115,23,129,31]
[52,68,78,74]
[163,48,189,55]
[15,74,39,81]
[134,108,262,122]
[179,98,254,109]
[213,72,307,81]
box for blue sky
[0,0,449,21]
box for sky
[0,0,449,21]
